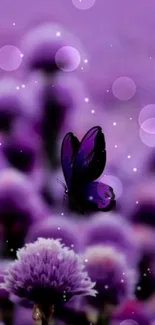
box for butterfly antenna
[57,179,66,189]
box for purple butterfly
[61,126,115,213]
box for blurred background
[0,0,155,324]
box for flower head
[83,213,140,266]
[0,169,48,257]
[134,225,155,300]
[83,245,136,307]
[3,119,41,173]
[21,23,71,74]
[26,217,81,252]
[3,238,96,306]
[0,78,23,132]
[0,259,12,301]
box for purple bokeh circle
[112,77,136,101]
[139,104,155,127]
[100,175,123,199]
[72,0,96,10]
[120,321,139,325]
[141,118,155,134]
[139,126,155,147]
[0,45,23,71]
[55,46,81,72]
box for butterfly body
[61,126,115,213]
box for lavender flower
[3,238,96,309]
[0,260,12,301]
[83,213,140,266]
[128,178,155,227]
[0,78,24,132]
[111,299,152,325]
[25,216,81,252]
[133,225,155,300]
[21,24,71,74]
[2,119,41,173]
[83,245,136,307]
[0,169,48,257]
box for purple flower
[0,259,12,301]
[0,169,48,257]
[3,238,96,307]
[83,245,136,307]
[2,119,41,173]
[133,225,155,300]
[83,213,140,266]
[0,78,24,132]
[111,299,152,325]
[25,216,81,252]
[21,23,71,74]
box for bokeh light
[112,77,136,101]
[55,46,81,72]
[138,104,155,127]
[139,127,155,147]
[0,45,23,71]
[72,0,96,10]
[100,175,123,199]
[120,321,139,325]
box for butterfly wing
[61,132,80,189]
[72,126,106,184]
[82,181,115,211]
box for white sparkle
[123,272,125,275]
[71,244,74,248]
[137,286,141,291]
[130,117,132,120]
[113,122,117,126]
[10,248,14,252]
[13,23,16,26]
[0,143,1,146]
[106,89,109,93]
[85,259,88,263]
[89,196,93,201]
[104,285,108,289]
[56,31,61,37]
[133,168,137,172]
[20,150,22,153]
[61,213,64,216]
[16,86,20,90]
[143,273,146,276]
[150,57,152,59]
[127,155,131,159]
[58,227,60,230]
[34,80,37,84]
[121,279,124,283]
[85,97,89,102]
[81,67,84,70]
[20,53,24,58]
[84,59,88,63]
[147,268,150,271]
[115,145,118,148]
[91,109,95,114]
[21,84,25,88]
[110,44,113,47]
[136,201,139,204]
